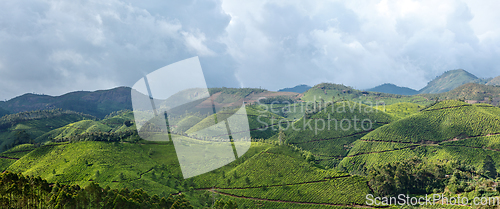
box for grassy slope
[0,110,94,151]
[271,101,393,168]
[2,139,370,207]
[418,69,486,94]
[187,105,287,139]
[372,102,422,120]
[35,111,136,142]
[428,83,500,102]
[173,115,203,133]
[339,100,500,173]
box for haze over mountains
[363,69,497,95]
[278,84,311,93]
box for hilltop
[367,83,418,95]
[418,69,490,94]
[0,109,95,151]
[487,76,500,86]
[278,84,311,93]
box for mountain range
[278,84,311,93]
[366,69,495,95]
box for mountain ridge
[278,84,311,93]
[418,69,491,94]
[367,83,418,95]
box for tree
[278,128,285,145]
[483,155,497,178]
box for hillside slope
[278,84,311,93]
[419,69,489,94]
[271,101,394,168]
[367,83,418,95]
[339,100,500,173]
[0,109,95,151]
[487,76,500,86]
[1,139,371,207]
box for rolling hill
[186,105,286,139]
[418,69,490,94]
[486,76,500,86]
[338,100,500,173]
[425,83,500,105]
[367,83,418,95]
[278,84,311,93]
[0,138,371,208]
[269,101,394,169]
[0,109,95,151]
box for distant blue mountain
[278,84,311,93]
[367,83,418,95]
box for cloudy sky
[1,0,500,100]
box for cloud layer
[1,0,500,100]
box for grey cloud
[0,0,237,100]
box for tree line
[0,171,194,208]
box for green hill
[486,76,500,86]
[0,109,95,151]
[372,102,422,120]
[0,87,132,119]
[173,115,203,133]
[34,110,136,143]
[367,83,418,95]
[1,137,371,208]
[338,100,500,173]
[278,84,311,93]
[418,69,490,94]
[187,105,287,139]
[427,83,500,104]
[271,101,394,168]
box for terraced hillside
[0,109,95,151]
[35,110,136,143]
[270,101,394,168]
[0,138,371,208]
[429,83,500,105]
[187,105,288,139]
[339,100,500,173]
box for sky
[1,0,500,100]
